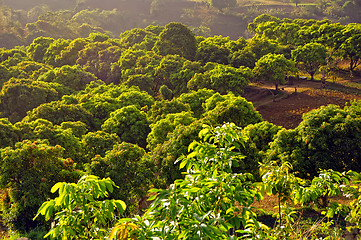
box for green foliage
[115,49,162,93]
[203,94,263,127]
[253,53,297,90]
[292,42,328,80]
[38,65,97,91]
[112,123,361,239]
[147,99,191,123]
[154,54,191,96]
[168,59,203,97]
[59,121,88,138]
[246,37,279,60]
[3,50,30,67]
[203,92,227,112]
[9,60,52,81]
[188,64,252,95]
[77,83,153,129]
[34,175,126,239]
[147,111,196,150]
[55,38,89,66]
[178,88,215,118]
[76,41,122,82]
[149,119,205,186]
[0,49,29,65]
[153,22,197,60]
[239,121,283,180]
[101,105,150,149]
[0,140,78,232]
[119,28,156,49]
[248,15,326,42]
[116,88,155,110]
[81,130,120,160]
[268,104,361,178]
[261,161,302,220]
[24,100,95,129]
[4,16,361,238]
[125,74,155,95]
[0,65,12,87]
[196,36,231,65]
[87,32,110,42]
[155,54,185,83]
[27,37,55,62]
[43,38,71,66]
[88,142,154,214]
[159,84,173,100]
[144,25,165,35]
[334,24,361,74]
[0,78,63,122]
[15,119,84,163]
[230,48,257,69]
[276,22,304,46]
[342,172,361,230]
[299,169,348,208]
[0,118,20,147]
[2,57,29,76]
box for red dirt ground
[243,78,361,129]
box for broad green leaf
[200,224,213,237]
[51,182,64,193]
[179,159,188,170]
[114,200,127,212]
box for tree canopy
[253,53,297,90]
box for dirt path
[243,79,361,129]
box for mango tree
[153,22,197,60]
[333,24,361,76]
[0,140,79,232]
[253,53,297,91]
[292,42,328,81]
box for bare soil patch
[243,78,361,129]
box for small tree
[292,43,328,81]
[159,84,173,100]
[253,53,297,91]
[333,25,361,76]
[260,161,301,224]
[34,175,126,239]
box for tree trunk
[278,196,282,225]
[320,195,328,208]
[310,72,315,81]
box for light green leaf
[51,182,64,193]
[114,200,127,212]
